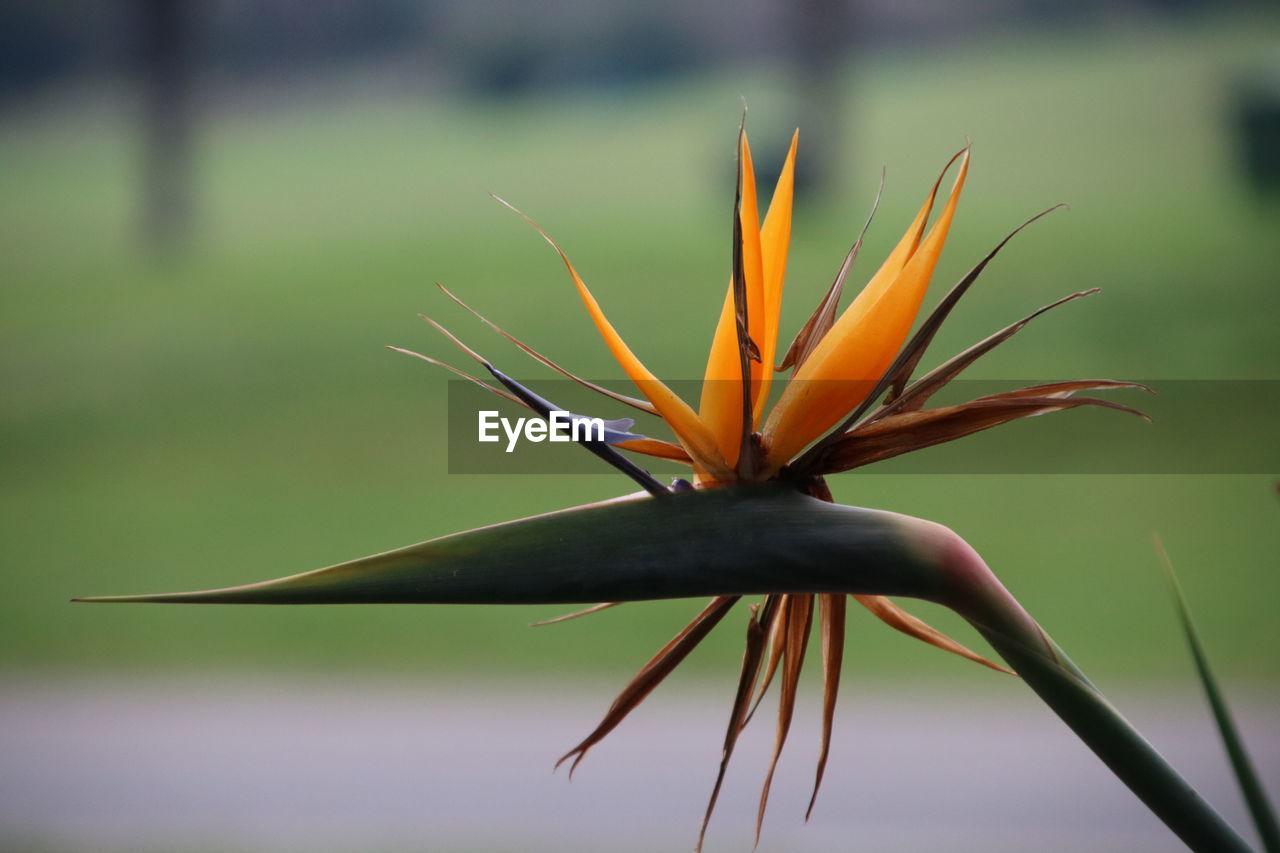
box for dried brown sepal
[529,601,622,627]
[435,283,659,416]
[824,392,1150,474]
[386,346,528,410]
[697,597,777,852]
[730,118,758,479]
[867,289,1100,423]
[853,594,1011,673]
[882,204,1068,404]
[755,593,815,846]
[777,170,885,372]
[558,596,739,776]
[417,313,492,366]
[806,592,847,820]
[741,593,789,730]
[972,379,1154,401]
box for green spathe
[74,486,949,605]
[74,484,1254,852]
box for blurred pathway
[1,674,1276,852]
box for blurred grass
[2,15,1278,685]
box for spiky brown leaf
[823,391,1149,474]
[742,593,788,729]
[756,593,815,845]
[436,283,659,415]
[867,290,1100,423]
[698,597,777,852]
[806,592,847,820]
[559,596,739,775]
[881,204,1068,404]
[386,346,528,409]
[529,601,622,627]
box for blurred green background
[2,3,1279,694]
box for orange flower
[397,124,1146,848]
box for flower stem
[935,533,1253,853]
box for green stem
[936,533,1253,853]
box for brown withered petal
[823,393,1150,474]
[698,597,777,852]
[972,379,1154,401]
[385,346,529,410]
[755,593,815,845]
[435,283,659,416]
[417,312,493,366]
[740,593,788,730]
[806,592,847,820]
[559,596,739,776]
[882,204,1068,404]
[528,601,622,627]
[867,289,1101,423]
[777,170,885,372]
[730,118,758,479]
[853,594,1011,674]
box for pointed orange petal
[699,132,767,467]
[763,150,970,468]
[740,133,767,365]
[614,437,693,464]
[699,288,744,466]
[497,197,730,478]
[853,594,1010,673]
[778,169,884,373]
[753,130,798,420]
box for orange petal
[700,132,796,465]
[699,133,766,467]
[497,197,730,479]
[740,134,766,373]
[699,288,743,466]
[615,437,693,464]
[753,130,799,421]
[763,149,970,468]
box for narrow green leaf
[1154,535,1280,853]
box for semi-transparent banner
[444,379,1280,475]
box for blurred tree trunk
[789,0,853,198]
[138,0,195,256]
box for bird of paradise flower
[384,124,1147,845]
[81,121,1266,852]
